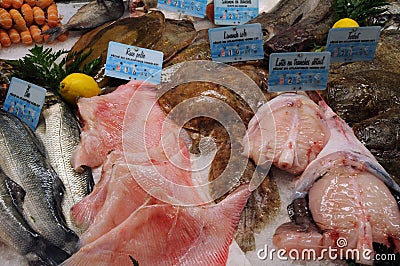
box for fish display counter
[0,0,400,265]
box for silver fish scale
[0,168,39,256]
[0,110,78,255]
[36,93,93,235]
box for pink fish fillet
[71,81,159,171]
[71,81,200,232]
[61,185,251,266]
[71,150,125,229]
[274,101,400,265]
[243,93,329,175]
[78,141,199,246]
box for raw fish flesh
[71,80,200,235]
[61,185,251,266]
[71,151,123,228]
[273,101,400,264]
[243,93,329,175]
[71,82,156,170]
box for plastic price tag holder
[105,41,164,85]
[325,26,381,63]
[268,52,331,92]
[2,77,46,129]
[157,0,207,18]
[208,23,264,63]
[214,0,259,25]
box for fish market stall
[0,0,400,266]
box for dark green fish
[0,110,78,255]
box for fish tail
[184,185,251,265]
[42,25,68,43]
[71,197,102,229]
[28,236,71,266]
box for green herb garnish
[6,45,101,93]
[333,0,390,26]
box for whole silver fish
[0,110,78,255]
[0,166,70,265]
[43,0,125,42]
[35,92,94,235]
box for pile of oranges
[0,0,68,49]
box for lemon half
[332,18,360,28]
[60,73,101,104]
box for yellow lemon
[60,73,101,104]
[332,18,360,28]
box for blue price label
[325,26,381,63]
[268,52,331,92]
[208,23,264,63]
[2,77,46,130]
[105,41,163,85]
[214,0,259,25]
[157,0,207,18]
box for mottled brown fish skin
[265,0,334,53]
[353,107,400,184]
[247,0,309,41]
[71,11,166,88]
[165,29,212,66]
[158,82,280,253]
[152,19,197,62]
[323,70,400,124]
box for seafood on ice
[67,81,252,265]
[243,93,329,175]
[273,100,400,265]
[0,110,79,256]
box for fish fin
[291,13,304,26]
[52,171,67,220]
[85,167,95,194]
[28,237,71,266]
[366,160,400,194]
[71,195,102,229]
[181,185,251,265]
[42,25,68,43]
[13,112,47,156]
[4,176,26,214]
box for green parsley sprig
[6,45,101,93]
[333,0,390,26]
